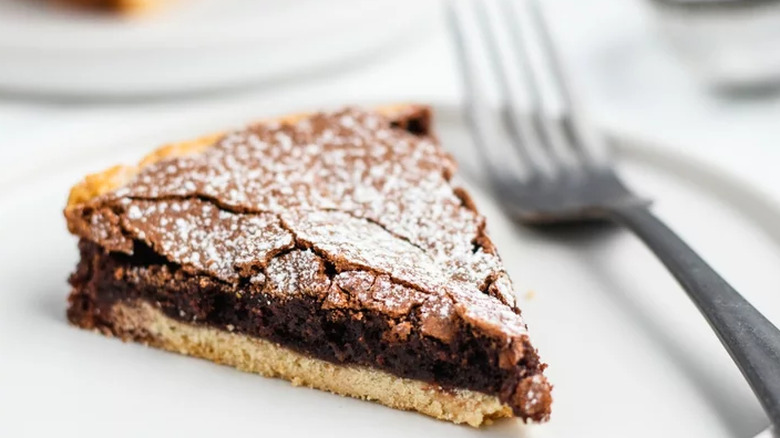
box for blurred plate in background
[0,0,437,97]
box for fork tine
[522,0,609,167]
[446,0,535,189]
[492,0,581,173]
[473,0,556,180]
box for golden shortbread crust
[106,300,513,427]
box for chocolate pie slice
[64,105,552,427]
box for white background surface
[1,0,780,437]
[1,104,778,438]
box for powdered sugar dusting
[265,250,330,297]
[120,198,294,282]
[281,209,442,291]
[330,271,428,318]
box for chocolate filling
[68,239,549,420]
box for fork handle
[608,203,780,426]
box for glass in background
[649,0,780,92]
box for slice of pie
[64,105,552,427]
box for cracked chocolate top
[66,107,530,344]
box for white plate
[0,103,776,438]
[0,0,437,96]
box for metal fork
[447,0,780,429]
